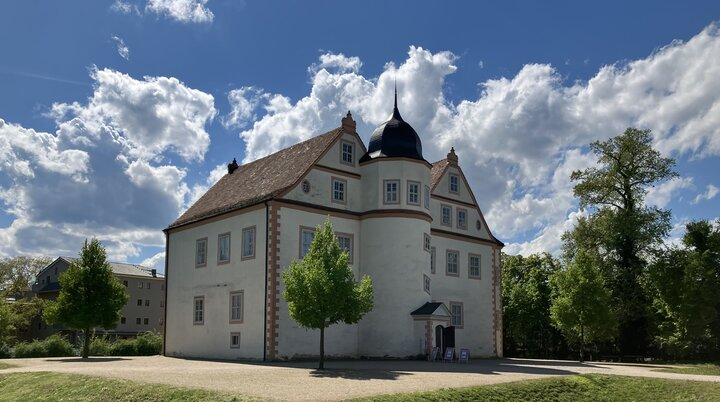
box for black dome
[359,94,424,163]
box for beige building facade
[164,96,503,360]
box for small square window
[300,227,315,258]
[242,226,256,259]
[196,237,208,267]
[341,141,354,165]
[423,274,431,295]
[423,233,431,252]
[449,174,459,194]
[408,181,420,205]
[430,247,436,274]
[457,208,467,230]
[218,233,231,264]
[194,296,204,325]
[230,332,241,349]
[450,302,463,328]
[446,250,459,276]
[384,180,399,204]
[337,233,354,263]
[469,254,481,279]
[145,299,150,307]
[332,178,346,204]
[424,185,430,209]
[136,317,141,325]
[441,205,452,226]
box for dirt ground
[3,356,720,401]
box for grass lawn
[0,372,719,402]
[351,374,720,402]
[0,363,14,370]
[657,363,720,376]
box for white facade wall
[165,207,267,360]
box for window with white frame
[449,174,459,193]
[300,227,315,258]
[341,141,354,165]
[195,238,207,267]
[193,296,204,325]
[450,302,463,327]
[457,208,467,230]
[469,254,481,279]
[230,291,243,323]
[337,234,353,263]
[441,205,452,226]
[230,332,241,349]
[430,247,436,274]
[446,250,459,276]
[423,233,431,252]
[218,233,231,264]
[408,181,420,205]
[424,185,430,209]
[242,227,256,259]
[423,274,431,295]
[384,180,399,204]
[332,178,346,204]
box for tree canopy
[44,239,128,358]
[282,218,373,369]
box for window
[469,254,481,279]
[424,185,430,209]
[145,299,150,307]
[423,274,431,294]
[446,250,459,276]
[242,226,256,259]
[423,233,431,252]
[430,247,436,274]
[230,332,241,349]
[449,174,459,194]
[137,299,142,306]
[332,178,346,204]
[138,281,144,289]
[143,318,149,325]
[120,317,126,324]
[218,233,231,264]
[193,296,204,325]
[457,208,467,230]
[337,233,354,264]
[123,280,128,287]
[300,227,315,258]
[136,317,141,325]
[450,302,463,328]
[341,141,354,165]
[407,181,420,205]
[384,180,399,204]
[441,205,452,226]
[195,238,208,267]
[230,291,243,323]
[147,282,151,289]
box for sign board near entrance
[430,347,440,361]
[444,347,454,362]
[459,348,469,363]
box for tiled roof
[60,257,163,278]
[410,302,450,316]
[430,159,449,189]
[169,128,344,229]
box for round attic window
[476,220,482,230]
[301,180,310,193]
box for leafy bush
[14,334,75,358]
[89,335,112,356]
[110,338,137,356]
[0,343,11,359]
[134,332,162,356]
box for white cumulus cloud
[111,36,130,60]
[146,0,214,23]
[692,184,719,204]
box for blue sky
[1,1,719,271]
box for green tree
[0,256,51,298]
[550,249,616,361]
[564,127,677,356]
[0,256,49,349]
[282,219,373,369]
[44,239,128,358]
[502,252,565,358]
[647,220,720,358]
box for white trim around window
[336,232,354,264]
[218,232,231,265]
[424,185,430,209]
[446,249,459,277]
[423,233,431,252]
[457,208,468,230]
[230,290,244,323]
[230,332,241,349]
[449,173,459,194]
[441,204,452,227]
[195,237,208,268]
[241,226,256,260]
[423,274,431,295]
[299,226,316,258]
[383,180,400,204]
[469,253,481,279]
[407,180,421,206]
[340,140,355,166]
[430,246,436,274]
[331,177,347,205]
[449,301,464,328]
[193,296,204,325]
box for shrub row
[13,334,75,358]
[90,331,162,356]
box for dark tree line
[503,127,720,361]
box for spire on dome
[392,80,402,119]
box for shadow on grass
[310,368,410,380]
[49,357,132,363]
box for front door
[444,326,455,349]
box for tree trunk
[319,326,325,370]
[579,324,585,362]
[83,327,90,359]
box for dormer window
[341,141,354,165]
[449,174,459,194]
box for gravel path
[2,356,719,401]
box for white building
[163,94,504,360]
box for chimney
[447,147,459,166]
[151,269,157,278]
[227,158,239,174]
[341,111,356,133]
